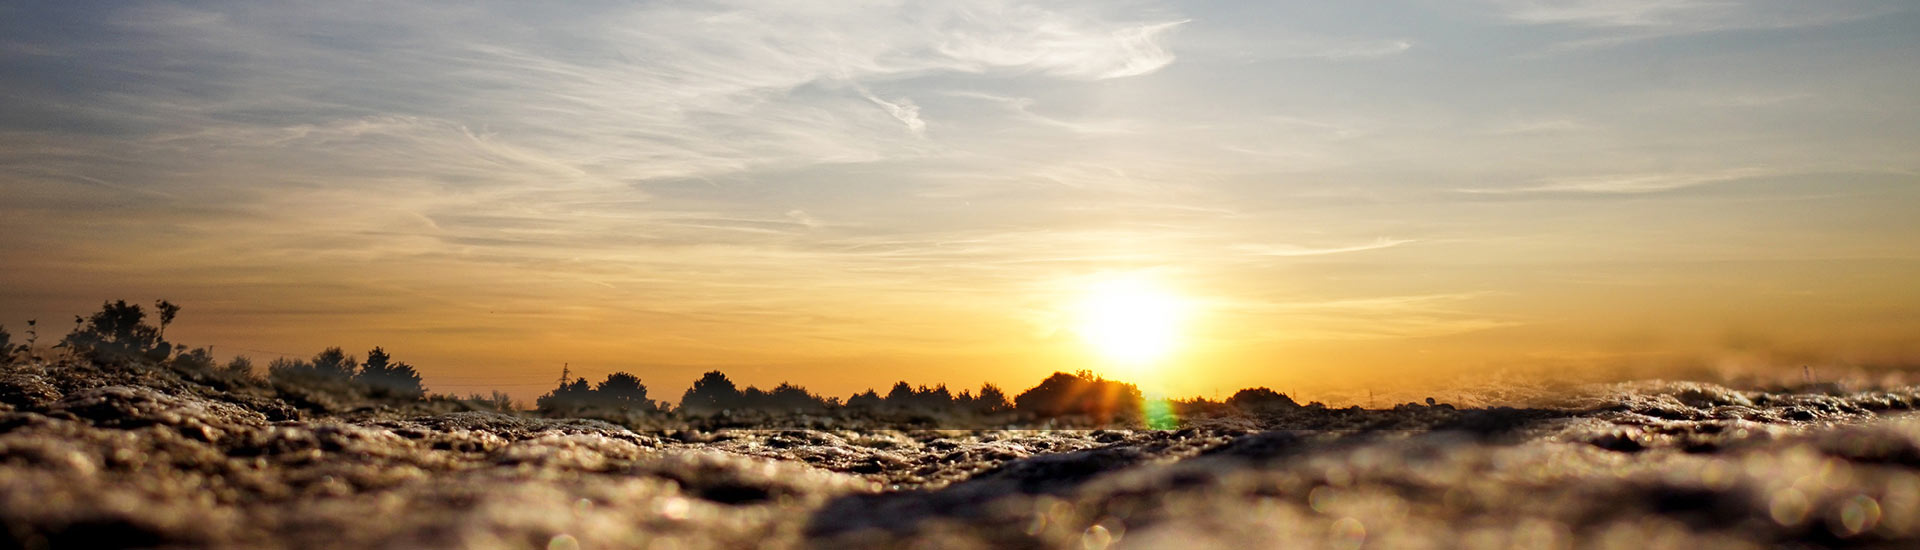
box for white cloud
[857,89,927,136]
[1457,169,1774,194]
[1477,0,1901,50]
[1484,0,1729,27]
[1234,238,1415,257]
[1283,38,1414,60]
[933,15,1187,79]
[4,0,1918,385]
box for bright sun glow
[1072,275,1189,367]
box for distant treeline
[2,300,1318,424]
[535,367,1158,421]
[531,366,1311,421]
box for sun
[1071,275,1189,368]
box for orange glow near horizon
[3,2,1919,408]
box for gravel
[3,359,1919,549]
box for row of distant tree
[3,300,1311,422]
[533,367,1183,421]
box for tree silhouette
[354,347,426,399]
[0,325,13,361]
[536,376,593,413]
[679,370,742,414]
[846,389,883,410]
[884,381,916,409]
[533,369,660,413]
[740,385,769,408]
[311,347,358,381]
[592,372,656,412]
[917,384,953,410]
[153,300,180,341]
[60,300,172,364]
[767,382,827,412]
[974,383,1013,413]
[1013,370,1143,422]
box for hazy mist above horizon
[3,1,1917,402]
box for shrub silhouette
[2,320,37,361]
[59,300,173,364]
[464,391,517,412]
[266,357,312,382]
[1168,396,1232,418]
[1013,370,1143,422]
[354,347,426,399]
[1226,387,1299,412]
[169,346,218,372]
[679,370,743,414]
[268,347,358,386]
[223,356,256,379]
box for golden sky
[3,1,1918,404]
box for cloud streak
[2,1,1917,399]
[1456,169,1775,195]
[1233,238,1416,257]
[1478,0,1907,50]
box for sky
[3,1,1918,404]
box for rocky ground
[4,358,1920,549]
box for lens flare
[1143,396,1179,429]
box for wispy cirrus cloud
[1481,0,1896,29]
[1226,293,1518,342]
[1477,0,1907,51]
[856,87,928,137]
[1233,238,1415,257]
[4,0,1918,398]
[1456,169,1776,195]
[934,17,1188,79]
[1276,38,1415,60]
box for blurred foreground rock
[4,359,1920,549]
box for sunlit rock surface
[4,360,1919,549]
